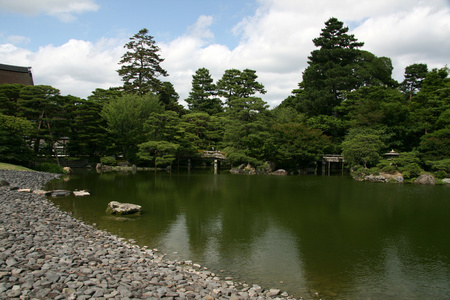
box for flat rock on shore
[0,170,295,299]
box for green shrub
[35,163,64,174]
[351,166,369,179]
[427,159,450,173]
[100,156,117,166]
[434,170,448,179]
[377,160,398,174]
[375,152,424,179]
[368,167,380,175]
[402,171,412,179]
[399,163,423,178]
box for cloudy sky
[1,0,449,107]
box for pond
[46,170,450,299]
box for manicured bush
[433,170,447,179]
[100,156,117,166]
[427,159,450,175]
[35,163,65,174]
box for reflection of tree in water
[49,172,450,299]
[269,178,450,299]
[179,174,270,262]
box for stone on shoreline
[0,169,296,300]
[364,175,387,183]
[51,190,72,197]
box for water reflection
[47,171,450,299]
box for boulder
[380,172,404,183]
[230,163,256,175]
[415,174,436,185]
[244,163,256,175]
[442,178,450,184]
[230,165,244,174]
[107,201,141,215]
[364,175,387,183]
[33,190,52,196]
[270,169,288,176]
[63,167,72,174]
[51,190,72,197]
[395,176,404,183]
[73,190,90,197]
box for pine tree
[296,18,394,116]
[185,68,222,115]
[117,28,168,95]
[216,69,266,104]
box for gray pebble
[0,170,296,300]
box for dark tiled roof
[0,63,31,73]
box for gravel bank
[0,170,295,299]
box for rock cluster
[230,163,288,176]
[0,170,295,299]
[363,173,405,183]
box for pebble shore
[0,170,296,300]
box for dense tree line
[1,18,448,178]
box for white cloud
[0,44,33,66]
[352,3,450,79]
[33,38,124,95]
[0,0,99,22]
[0,38,125,98]
[1,0,449,106]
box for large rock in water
[51,190,72,197]
[107,201,142,215]
[415,174,436,185]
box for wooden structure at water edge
[188,151,227,174]
[322,154,345,175]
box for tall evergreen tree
[17,85,61,154]
[117,28,168,95]
[185,68,222,115]
[294,17,394,116]
[216,69,266,105]
[156,81,184,114]
[401,63,428,100]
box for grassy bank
[0,163,33,171]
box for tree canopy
[1,20,448,179]
[292,17,395,116]
[117,28,168,95]
[185,68,223,115]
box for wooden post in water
[214,159,218,174]
[188,159,191,173]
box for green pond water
[46,170,450,299]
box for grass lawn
[0,162,33,171]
